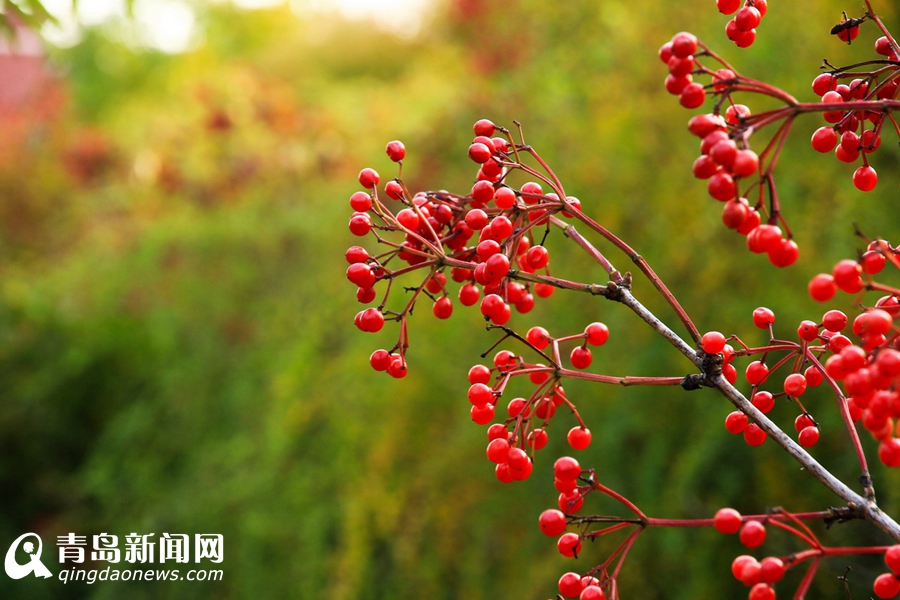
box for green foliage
[2,2,900,599]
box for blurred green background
[2,0,900,598]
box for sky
[40,0,432,52]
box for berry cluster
[806,28,900,192]
[661,6,900,265]
[803,240,900,465]
[659,33,797,267]
[711,505,900,600]
[345,121,595,379]
[717,0,768,48]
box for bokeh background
[2,0,900,598]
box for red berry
[487,423,508,440]
[356,307,385,332]
[744,423,767,446]
[358,167,379,189]
[349,191,373,212]
[558,490,584,513]
[732,555,757,580]
[585,322,610,346]
[535,283,555,298]
[811,126,837,152]
[468,382,494,406]
[707,171,736,201]
[752,307,775,328]
[557,532,583,558]
[853,165,878,191]
[735,6,761,31]
[459,283,480,306]
[486,438,510,463]
[526,245,550,269]
[713,507,743,534]
[768,238,799,268]
[396,207,419,230]
[823,309,848,332]
[670,32,698,58]
[759,557,785,584]
[539,509,568,536]
[527,428,548,449]
[725,410,749,434]
[701,331,727,354]
[567,427,592,450]
[748,583,776,600]
[874,573,900,599]
[797,320,819,342]
[554,456,581,481]
[570,346,593,369]
[798,426,820,447]
[880,438,900,468]
[808,273,837,302]
[886,545,900,574]
[385,140,406,162]
[812,73,835,96]
[794,413,816,432]
[526,326,551,350]
[470,403,494,425]
[558,572,583,598]
[688,113,726,137]
[717,0,740,14]
[473,118,495,137]
[580,586,605,600]
[752,391,775,413]
[494,186,516,209]
[348,212,373,236]
[679,82,707,108]
[784,373,808,397]
[433,296,453,319]
[837,23,860,43]
[739,520,766,548]
[369,349,391,371]
[745,361,769,385]
[465,208,489,230]
[468,142,492,164]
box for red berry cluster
[718,0,768,48]
[557,570,605,600]
[659,35,800,267]
[545,456,611,599]
[661,10,900,266]
[875,545,900,598]
[345,122,593,379]
[712,508,900,599]
[730,554,782,600]
[473,322,609,482]
[719,288,900,466]
[803,241,900,465]
[806,29,900,192]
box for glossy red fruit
[358,168,380,189]
[539,509,568,536]
[701,331,727,354]
[739,520,766,548]
[554,456,581,481]
[567,427,592,450]
[874,572,900,599]
[557,533,583,558]
[854,165,878,191]
[570,346,593,369]
[714,508,743,534]
[385,140,406,162]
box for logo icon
[5,533,53,579]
